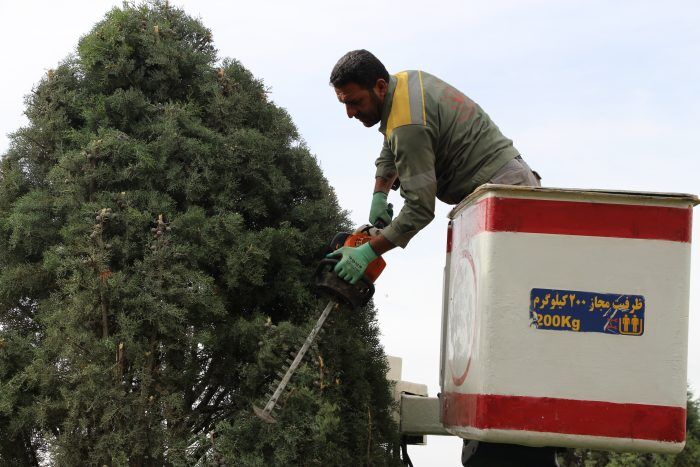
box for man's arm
[375,138,397,189]
[331,127,435,283]
[379,124,437,249]
[370,174,399,255]
[369,139,399,229]
[369,233,396,256]
[369,125,437,256]
[374,174,398,194]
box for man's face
[334,79,388,127]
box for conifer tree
[0,2,399,465]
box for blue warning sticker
[530,288,645,335]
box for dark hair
[329,50,390,89]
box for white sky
[1,1,699,465]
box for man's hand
[369,192,393,227]
[326,242,378,284]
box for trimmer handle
[373,202,392,229]
[314,258,375,308]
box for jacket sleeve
[381,125,437,248]
[374,138,397,180]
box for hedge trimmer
[253,224,386,423]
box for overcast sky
[1,1,699,464]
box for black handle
[373,202,392,229]
[314,258,375,308]
[315,257,338,277]
[315,258,374,290]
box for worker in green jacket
[328,50,554,467]
[328,49,541,280]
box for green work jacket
[376,70,519,248]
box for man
[328,49,540,282]
[328,50,555,467]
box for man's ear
[374,78,389,99]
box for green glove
[369,192,393,227]
[326,242,378,285]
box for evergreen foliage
[0,1,398,465]
[559,390,700,466]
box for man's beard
[357,90,382,127]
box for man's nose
[345,105,356,118]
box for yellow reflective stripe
[407,71,424,126]
[387,71,427,138]
[386,72,411,138]
[418,71,426,125]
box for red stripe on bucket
[446,222,453,253]
[441,392,686,442]
[458,197,692,242]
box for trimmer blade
[252,300,338,422]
